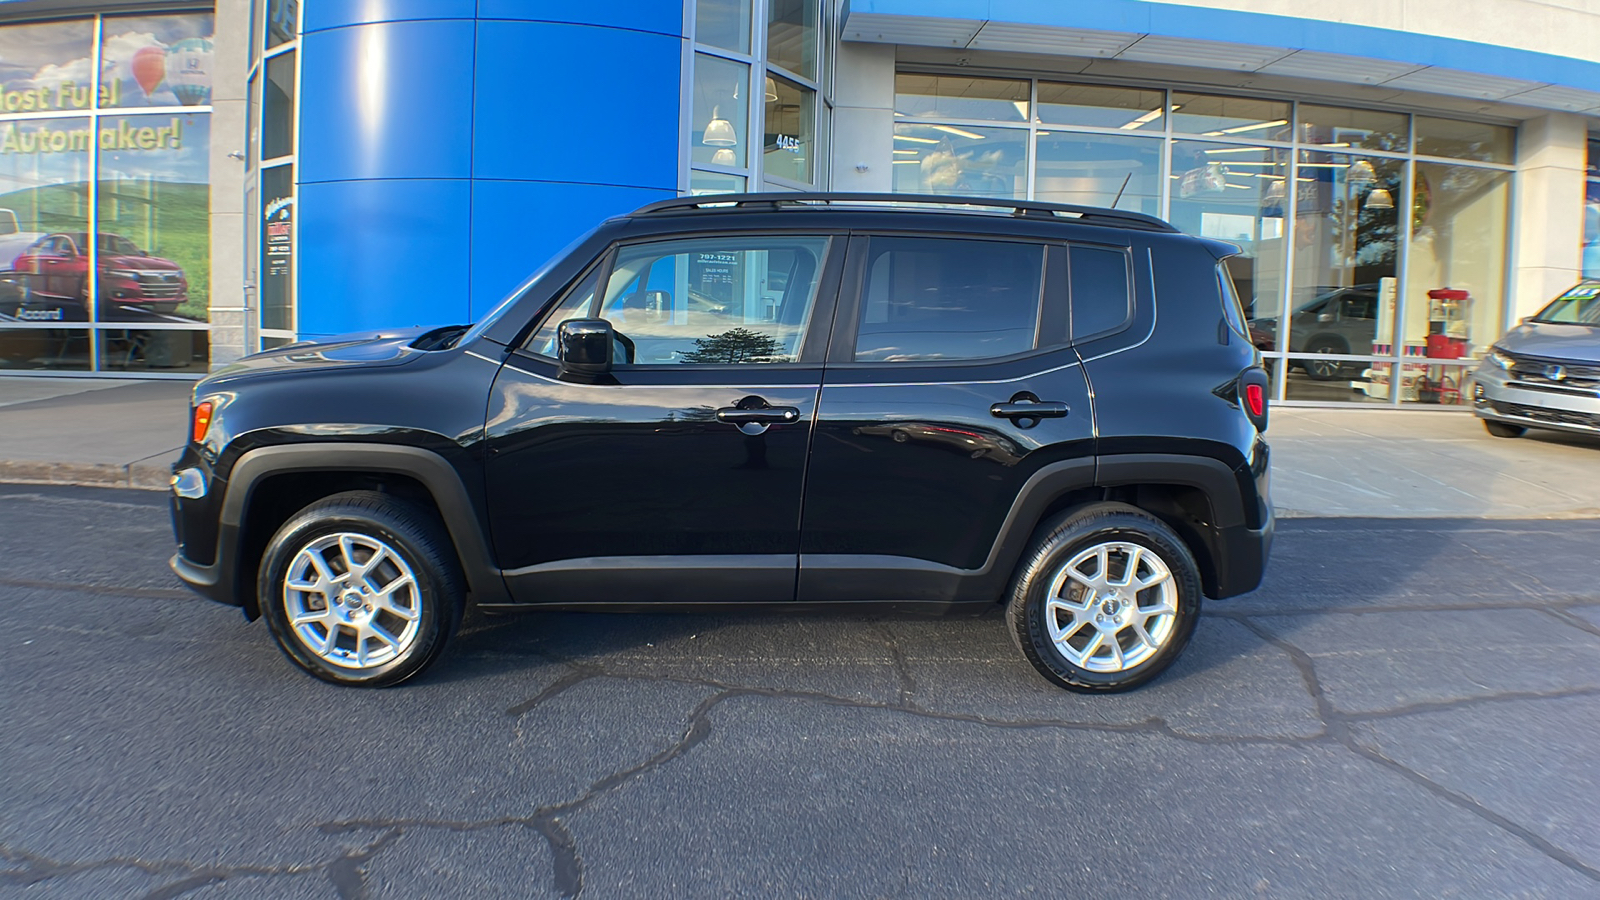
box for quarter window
[1069,246,1132,341]
[855,237,1045,363]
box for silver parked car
[1474,281,1600,438]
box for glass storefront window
[262,50,295,161]
[691,171,746,195]
[1171,93,1291,140]
[1585,136,1600,279]
[0,117,93,325]
[1282,151,1403,401]
[266,0,298,50]
[1037,82,1165,131]
[99,14,214,109]
[892,123,1026,199]
[260,164,294,332]
[1402,162,1510,354]
[1034,132,1161,216]
[1298,104,1407,152]
[696,0,750,53]
[0,328,90,370]
[692,53,748,169]
[895,74,1028,123]
[764,74,813,183]
[96,113,210,323]
[1415,117,1513,164]
[0,20,95,112]
[1170,141,1289,333]
[97,328,208,372]
[766,0,816,80]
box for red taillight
[1244,383,1265,418]
[191,401,213,443]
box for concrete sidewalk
[0,375,1597,516]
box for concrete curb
[0,460,170,491]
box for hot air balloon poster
[98,13,214,108]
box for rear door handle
[716,406,800,425]
[991,392,1069,427]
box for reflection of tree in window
[682,327,782,363]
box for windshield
[1533,283,1600,325]
[457,222,606,347]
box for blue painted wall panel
[473,21,680,190]
[298,179,472,336]
[475,0,683,38]
[299,19,476,183]
[304,0,478,32]
[468,180,673,320]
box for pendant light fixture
[1364,187,1394,209]
[1347,158,1377,188]
[764,76,778,102]
[711,147,737,165]
[703,106,737,146]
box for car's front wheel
[259,491,463,686]
[1007,503,1202,692]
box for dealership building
[1,0,1599,407]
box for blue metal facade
[295,2,683,337]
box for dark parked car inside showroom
[1248,284,1379,380]
[169,193,1273,693]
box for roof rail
[629,192,1179,233]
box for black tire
[1483,419,1525,438]
[258,490,464,687]
[1006,502,1203,693]
[1301,338,1349,381]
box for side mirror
[1317,312,1335,323]
[557,318,613,380]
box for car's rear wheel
[259,491,463,686]
[1007,503,1202,693]
[1484,419,1526,438]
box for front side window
[854,237,1044,363]
[538,236,830,366]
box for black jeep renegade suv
[170,193,1273,692]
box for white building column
[207,0,251,367]
[829,41,894,192]
[1512,113,1587,321]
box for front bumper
[1472,360,1600,436]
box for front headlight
[1488,347,1514,370]
[106,268,142,280]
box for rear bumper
[1210,514,1274,599]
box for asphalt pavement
[2,483,1598,898]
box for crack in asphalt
[8,570,1600,895]
[0,829,402,899]
[1226,613,1600,886]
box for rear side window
[1068,245,1131,340]
[855,237,1045,363]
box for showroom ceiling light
[894,134,940,144]
[1119,107,1165,129]
[1347,158,1378,186]
[765,76,779,102]
[1364,187,1395,209]
[711,147,737,165]
[1219,118,1289,135]
[931,124,986,139]
[703,106,737,146]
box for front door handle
[990,391,1069,427]
[716,396,800,435]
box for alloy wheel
[1042,541,1178,673]
[282,532,422,670]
